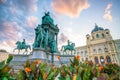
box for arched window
[86,58,88,61]
[106,32,109,34]
[96,34,99,38]
[84,51,87,56]
[98,48,102,54]
[100,56,104,63]
[94,57,99,64]
[81,51,83,57]
[102,33,105,38]
[93,49,97,54]
[85,51,87,53]
[104,47,108,52]
[106,56,111,63]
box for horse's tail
[61,46,64,51]
[29,45,31,50]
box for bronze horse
[13,41,31,54]
[61,43,76,54]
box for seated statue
[42,12,54,25]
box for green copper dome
[92,23,104,33]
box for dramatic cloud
[0,0,39,52]
[51,0,90,18]
[0,21,23,40]
[58,33,68,44]
[103,3,112,22]
[12,0,38,13]
[27,16,38,28]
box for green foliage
[0,55,120,80]
[6,54,13,64]
[0,55,15,80]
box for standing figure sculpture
[51,39,57,53]
[61,40,76,55]
[34,25,44,48]
[42,12,54,25]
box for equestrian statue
[61,40,76,54]
[13,39,31,54]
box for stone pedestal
[29,48,48,62]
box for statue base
[29,48,48,62]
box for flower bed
[0,55,120,80]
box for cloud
[103,3,112,22]
[51,0,90,18]
[106,4,112,10]
[58,27,81,50]
[26,16,38,28]
[0,0,6,3]
[0,0,40,52]
[11,0,38,14]
[0,21,23,40]
[0,21,23,52]
[58,33,68,44]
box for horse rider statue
[61,40,76,54]
[22,39,26,48]
[13,39,31,54]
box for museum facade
[76,24,120,65]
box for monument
[11,12,75,68]
[29,12,59,63]
[13,39,31,54]
[61,40,76,55]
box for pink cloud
[0,21,24,40]
[27,16,38,28]
[103,3,113,22]
[51,0,90,18]
[0,0,6,3]
[106,4,112,10]
[58,33,68,44]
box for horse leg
[18,50,20,54]
[74,50,76,54]
[29,46,31,51]
[61,46,63,51]
[13,48,16,52]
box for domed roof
[92,23,104,33]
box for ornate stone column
[55,33,58,50]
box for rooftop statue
[13,39,31,54]
[42,12,54,25]
[61,40,76,54]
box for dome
[91,24,104,33]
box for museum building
[76,24,120,65]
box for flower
[86,61,89,65]
[35,60,41,65]
[72,74,77,80]
[43,72,48,80]
[98,66,104,71]
[75,55,80,60]
[25,67,31,72]
[57,56,60,61]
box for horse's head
[16,41,21,45]
[71,43,75,47]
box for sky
[0,0,120,53]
